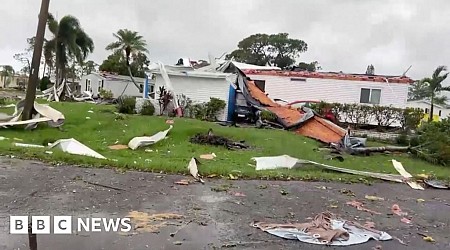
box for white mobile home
[406,99,450,121]
[243,70,413,108]
[79,73,153,98]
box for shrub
[0,97,5,105]
[190,103,207,120]
[39,76,51,91]
[395,133,409,146]
[157,86,173,115]
[99,89,113,100]
[140,100,155,116]
[205,97,226,121]
[116,96,136,114]
[401,108,424,132]
[260,110,277,122]
[416,118,450,165]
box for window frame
[360,88,381,104]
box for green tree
[227,33,308,69]
[1,65,15,88]
[408,80,448,105]
[81,60,97,75]
[105,29,148,92]
[45,13,94,91]
[420,66,450,121]
[365,64,375,75]
[296,61,321,72]
[99,51,149,78]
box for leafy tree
[100,51,149,78]
[365,64,375,75]
[81,60,97,75]
[408,80,448,105]
[419,66,450,121]
[1,65,15,88]
[105,29,149,92]
[45,13,94,91]
[296,61,321,72]
[227,33,308,69]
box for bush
[260,110,277,122]
[395,133,409,146]
[416,118,450,165]
[116,96,136,114]
[140,100,155,116]
[40,77,51,91]
[190,103,207,120]
[99,89,113,100]
[205,98,226,121]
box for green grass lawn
[1,101,449,182]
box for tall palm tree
[420,66,450,121]
[106,29,148,92]
[44,13,94,92]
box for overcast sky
[1,0,450,81]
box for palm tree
[106,29,148,92]
[420,66,450,121]
[44,13,94,93]
[1,65,15,88]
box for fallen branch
[83,180,126,191]
[345,146,410,155]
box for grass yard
[1,101,449,182]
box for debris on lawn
[424,179,450,189]
[340,188,355,197]
[165,119,174,124]
[0,136,7,141]
[228,174,238,180]
[190,129,248,150]
[391,160,424,190]
[128,125,173,150]
[365,195,385,201]
[252,155,404,183]
[200,153,216,160]
[13,143,45,148]
[0,100,65,129]
[108,144,128,150]
[188,157,204,183]
[49,138,106,159]
[346,200,381,215]
[251,212,392,246]
[127,211,184,233]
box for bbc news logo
[10,216,131,234]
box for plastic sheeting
[128,126,173,150]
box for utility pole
[22,0,50,120]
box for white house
[78,72,153,98]
[406,99,450,121]
[148,65,235,121]
[242,70,413,108]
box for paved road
[0,157,449,250]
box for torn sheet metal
[13,143,45,148]
[424,179,450,189]
[252,212,391,246]
[0,101,65,129]
[392,160,424,190]
[128,125,173,150]
[49,138,106,159]
[252,155,403,183]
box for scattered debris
[126,211,184,233]
[13,143,45,148]
[188,158,204,183]
[230,191,246,197]
[372,245,383,250]
[280,189,288,195]
[424,179,450,189]
[392,160,424,190]
[200,153,216,160]
[173,241,183,245]
[346,201,381,215]
[365,195,385,201]
[0,100,65,129]
[340,188,355,197]
[128,125,173,150]
[190,129,248,150]
[252,212,392,246]
[400,217,411,224]
[258,185,268,189]
[228,174,238,180]
[422,235,435,243]
[391,204,408,216]
[108,144,128,150]
[87,110,94,113]
[252,155,404,183]
[45,151,53,155]
[48,138,106,159]
[13,138,23,141]
[417,198,425,203]
[364,221,375,228]
[174,180,190,185]
[211,184,231,192]
[0,136,7,140]
[166,119,174,124]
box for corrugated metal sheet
[247,74,409,108]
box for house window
[254,80,266,92]
[290,78,306,82]
[85,79,91,91]
[425,108,429,114]
[139,84,143,93]
[360,88,381,104]
[439,110,442,116]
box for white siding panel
[247,75,409,108]
[154,75,230,121]
[104,80,142,98]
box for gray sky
[1,0,450,81]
